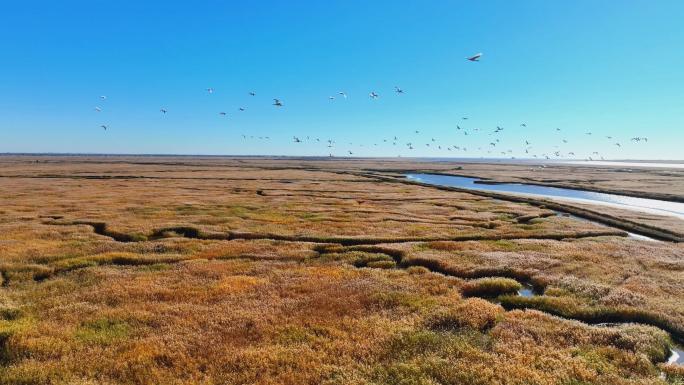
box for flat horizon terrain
[1,156,683,384]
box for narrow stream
[324,243,683,367]
[514,284,681,365]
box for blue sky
[1,1,683,159]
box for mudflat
[1,156,683,384]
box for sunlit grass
[0,157,681,384]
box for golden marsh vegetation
[0,156,682,384]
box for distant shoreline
[1,153,683,169]
[0,153,682,165]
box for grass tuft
[426,298,504,331]
[74,318,130,346]
[461,277,522,298]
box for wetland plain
[0,156,683,384]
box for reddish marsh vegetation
[0,156,682,384]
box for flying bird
[100,96,107,100]
[160,108,167,114]
[467,53,482,62]
[94,107,102,112]
[249,91,256,96]
[338,92,347,99]
[100,125,108,130]
[273,99,283,107]
[206,88,214,94]
[394,86,404,94]
[369,92,379,99]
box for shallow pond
[517,283,537,298]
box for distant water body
[413,158,684,169]
[562,161,684,169]
[406,173,684,220]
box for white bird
[100,95,107,100]
[369,91,379,99]
[94,107,102,112]
[338,92,347,98]
[467,53,482,62]
[329,96,335,101]
[219,112,227,116]
[273,99,283,107]
[394,86,404,94]
[206,88,214,94]
[249,91,256,96]
[239,107,246,111]
[100,125,108,130]
[160,108,167,114]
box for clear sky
[1,1,683,159]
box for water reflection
[669,345,683,365]
[518,283,537,298]
[406,174,684,220]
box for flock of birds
[93,53,649,160]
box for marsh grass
[426,298,504,331]
[461,277,522,297]
[0,157,681,384]
[660,364,684,382]
[74,318,130,346]
[499,295,684,342]
[366,260,397,269]
[352,253,396,268]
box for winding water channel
[405,174,684,220]
[401,174,683,364]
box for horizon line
[0,152,682,163]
